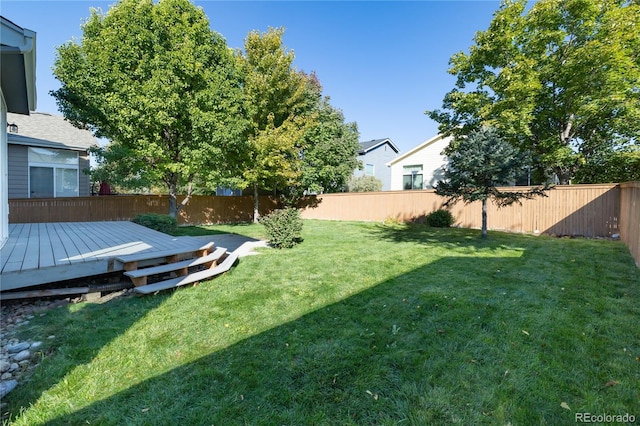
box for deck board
[51,223,83,264]
[22,224,40,270]
[3,224,28,272]
[1,221,205,291]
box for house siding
[354,144,397,191]
[8,144,28,198]
[390,135,452,191]
[8,144,90,198]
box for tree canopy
[436,128,548,238]
[428,0,640,184]
[52,0,246,217]
[301,98,361,194]
[235,28,320,222]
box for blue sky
[1,0,500,153]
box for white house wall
[389,135,452,191]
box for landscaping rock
[0,380,17,399]
[12,350,30,362]
[0,361,10,373]
[6,342,29,353]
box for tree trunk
[481,198,488,239]
[175,181,193,216]
[253,183,260,224]
[168,182,178,219]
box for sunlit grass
[4,220,639,425]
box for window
[28,147,79,198]
[402,164,423,190]
[364,163,375,176]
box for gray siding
[353,144,398,191]
[8,144,91,198]
[8,144,28,198]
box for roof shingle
[6,112,96,151]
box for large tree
[436,128,548,238]
[236,27,320,222]
[428,0,640,184]
[301,97,361,194]
[52,0,245,217]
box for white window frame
[28,148,80,198]
[402,164,424,190]
[364,163,375,176]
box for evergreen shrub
[426,209,454,228]
[260,208,303,249]
[132,213,178,234]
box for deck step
[133,251,239,295]
[123,247,227,286]
[115,242,215,271]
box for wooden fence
[619,182,640,267]
[8,195,278,225]
[300,184,621,237]
[8,183,639,266]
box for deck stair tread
[124,247,227,279]
[133,251,239,295]
[115,242,214,264]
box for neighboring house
[388,134,452,191]
[6,112,95,198]
[1,16,37,248]
[353,138,399,191]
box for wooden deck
[0,222,207,292]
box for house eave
[359,138,400,155]
[387,134,447,166]
[8,134,91,152]
[1,16,37,114]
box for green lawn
[4,220,639,425]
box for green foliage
[347,175,383,192]
[301,98,361,193]
[427,0,640,184]
[425,209,455,228]
[436,128,548,237]
[236,28,321,221]
[574,146,640,183]
[52,0,246,217]
[132,213,177,234]
[259,207,303,249]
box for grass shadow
[369,222,532,252]
[23,253,640,425]
[3,294,167,416]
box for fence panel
[620,182,640,267]
[9,195,278,225]
[299,184,621,237]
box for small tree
[236,27,320,223]
[436,128,549,238]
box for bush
[132,213,178,234]
[426,209,454,228]
[260,207,303,249]
[347,175,383,192]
